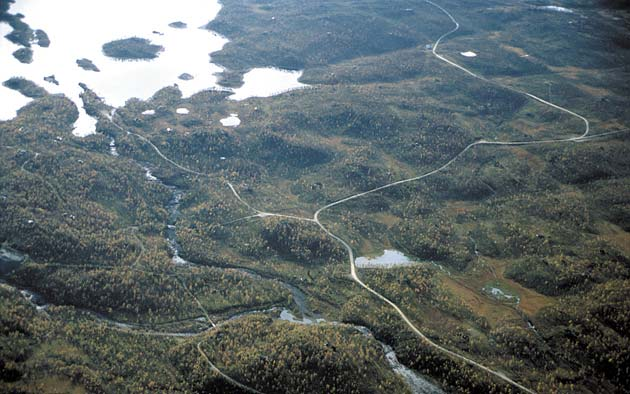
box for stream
[382,343,445,394]
[142,169,444,393]
[145,167,319,320]
[3,232,445,394]
[18,288,49,312]
[143,166,188,266]
[1,165,447,393]
[0,245,26,275]
[109,137,119,157]
[279,308,444,394]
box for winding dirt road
[309,1,626,393]
[93,1,630,393]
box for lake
[0,0,307,136]
[355,249,418,269]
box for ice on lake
[0,0,225,136]
[220,113,241,127]
[230,68,308,101]
[1,0,311,137]
[355,250,418,269]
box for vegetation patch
[12,47,32,64]
[102,37,164,61]
[2,77,47,98]
[76,58,100,72]
[173,315,409,393]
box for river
[143,169,444,393]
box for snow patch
[220,113,240,127]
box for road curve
[227,182,315,223]
[424,0,590,140]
